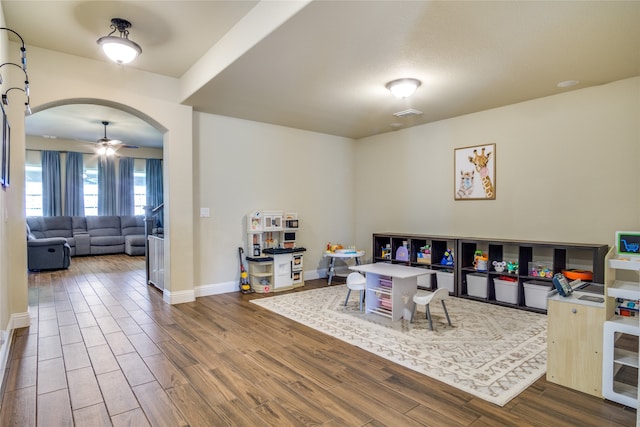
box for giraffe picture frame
[454,143,496,200]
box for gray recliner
[27,224,71,271]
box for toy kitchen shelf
[602,246,639,409]
[246,210,305,293]
[372,233,608,313]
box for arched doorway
[25,99,167,291]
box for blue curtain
[98,155,116,215]
[118,157,135,216]
[42,150,62,216]
[64,152,84,216]
[146,159,163,226]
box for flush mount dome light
[557,80,579,88]
[386,78,421,98]
[97,18,142,64]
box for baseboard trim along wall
[0,312,31,393]
[194,269,326,298]
[163,289,196,305]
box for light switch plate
[200,207,210,218]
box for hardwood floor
[0,254,635,426]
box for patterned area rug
[251,285,547,406]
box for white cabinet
[148,235,164,290]
[547,295,604,397]
[603,247,639,409]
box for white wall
[193,113,355,294]
[354,77,640,254]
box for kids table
[325,251,365,285]
[350,263,435,321]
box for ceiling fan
[95,121,138,154]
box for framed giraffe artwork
[454,143,495,200]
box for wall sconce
[0,27,27,71]
[0,28,31,115]
[2,87,32,115]
[0,62,29,94]
[97,18,142,64]
[386,78,421,98]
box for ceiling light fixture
[557,80,579,88]
[97,145,115,156]
[97,18,142,65]
[96,121,119,156]
[386,78,421,98]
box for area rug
[251,285,547,406]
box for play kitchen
[244,210,306,293]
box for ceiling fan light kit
[0,27,31,115]
[96,121,120,156]
[386,78,421,98]
[97,18,142,65]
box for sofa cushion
[27,216,73,239]
[120,216,145,236]
[90,235,125,247]
[125,235,146,256]
[91,244,124,255]
[85,216,121,236]
[72,216,87,233]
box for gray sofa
[27,215,146,257]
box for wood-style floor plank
[0,254,635,426]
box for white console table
[350,263,435,321]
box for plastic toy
[237,247,254,294]
[441,249,454,266]
[493,260,506,273]
[473,251,488,271]
[507,260,518,274]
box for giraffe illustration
[468,147,494,198]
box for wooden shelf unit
[372,233,457,292]
[603,249,639,408]
[372,233,608,313]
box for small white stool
[344,272,366,312]
[411,288,452,331]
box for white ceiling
[4,0,640,147]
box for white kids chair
[344,272,366,312]
[411,288,453,331]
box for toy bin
[528,261,553,278]
[524,280,552,309]
[494,277,518,304]
[467,273,488,298]
[435,271,454,293]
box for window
[134,169,146,215]
[25,163,43,216]
[83,167,98,216]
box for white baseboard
[0,311,31,393]
[195,280,237,297]
[162,289,196,305]
[9,312,32,330]
[195,269,328,298]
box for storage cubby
[372,233,456,293]
[247,259,274,293]
[457,237,607,313]
[373,233,608,313]
[603,247,639,408]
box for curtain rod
[25,148,162,161]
